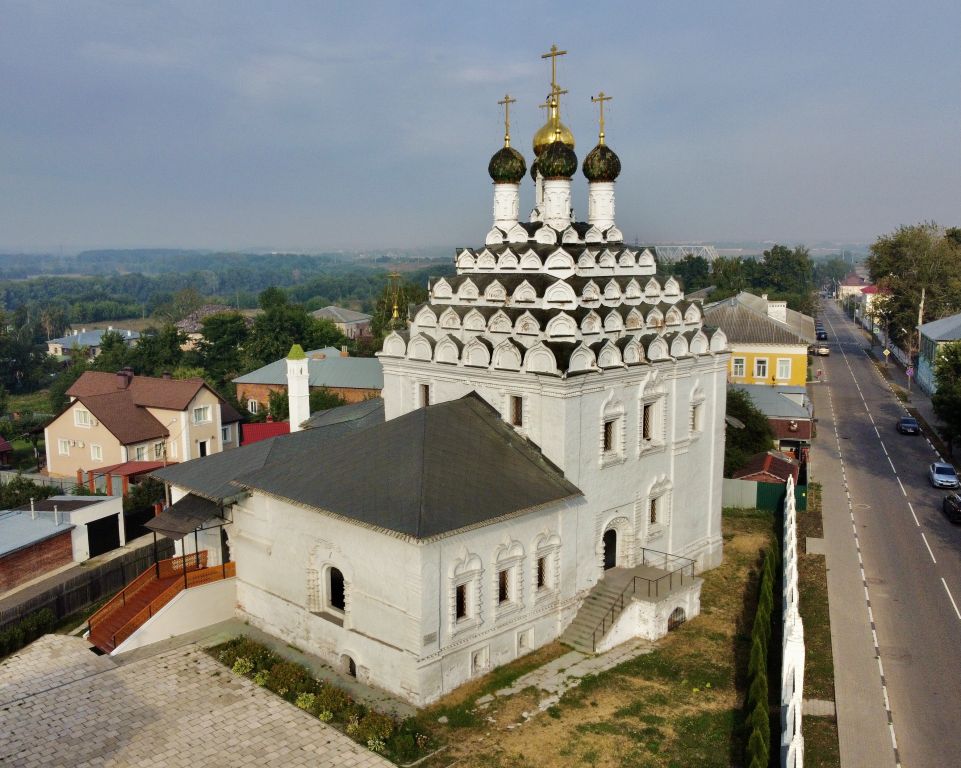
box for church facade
[152,52,729,706]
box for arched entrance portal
[603,529,617,570]
[668,607,687,631]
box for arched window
[327,567,346,613]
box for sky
[2,0,959,252]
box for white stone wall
[596,581,702,652]
[781,475,805,767]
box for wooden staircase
[88,552,234,653]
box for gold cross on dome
[541,44,568,92]
[497,93,516,147]
[592,91,612,144]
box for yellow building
[703,292,814,387]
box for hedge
[745,542,778,766]
[0,608,55,656]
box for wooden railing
[88,552,209,635]
[110,561,235,648]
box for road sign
[883,349,891,357]
[906,366,915,378]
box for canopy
[145,494,221,540]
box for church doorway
[328,567,346,612]
[603,529,617,570]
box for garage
[85,514,121,557]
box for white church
[139,52,730,707]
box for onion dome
[530,158,539,181]
[488,145,527,184]
[582,143,621,182]
[533,118,575,156]
[538,140,577,179]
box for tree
[932,341,961,456]
[667,255,711,293]
[246,288,346,367]
[92,331,133,373]
[48,359,90,413]
[813,257,849,289]
[130,325,186,376]
[154,287,204,323]
[867,223,961,351]
[760,245,813,296]
[725,388,775,475]
[267,389,289,420]
[309,387,347,413]
[194,312,250,386]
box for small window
[58,439,70,456]
[603,419,615,452]
[510,395,523,427]
[328,567,345,612]
[732,357,746,377]
[420,383,431,407]
[247,399,259,414]
[90,444,102,461]
[690,403,702,433]
[642,403,654,441]
[455,583,468,620]
[153,442,164,460]
[221,425,230,443]
[135,446,147,461]
[649,497,659,525]
[536,557,547,589]
[192,405,211,424]
[75,409,90,427]
[776,358,791,380]
[754,358,768,378]
[498,569,510,604]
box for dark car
[943,493,961,524]
[896,417,920,434]
[816,330,828,341]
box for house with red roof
[44,369,242,479]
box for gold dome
[532,94,575,156]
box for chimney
[340,345,349,358]
[108,325,113,331]
[286,344,310,433]
[30,497,35,520]
[116,369,132,389]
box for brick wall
[0,531,74,592]
[236,382,380,412]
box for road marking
[942,579,961,621]
[921,532,937,564]
[896,477,906,496]
[908,502,919,527]
[887,456,898,474]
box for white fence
[781,475,805,767]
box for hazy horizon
[3,2,959,252]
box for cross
[592,91,612,144]
[541,44,568,92]
[498,93,516,147]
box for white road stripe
[921,532,937,564]
[908,503,920,527]
[942,579,961,621]
[897,477,906,496]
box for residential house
[312,306,372,339]
[837,272,869,300]
[731,450,800,485]
[44,370,240,478]
[917,312,961,395]
[730,383,813,450]
[233,347,383,415]
[704,291,814,387]
[47,328,140,359]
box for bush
[266,661,314,699]
[0,608,55,656]
[216,636,279,671]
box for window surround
[732,357,746,378]
[754,358,768,379]
[90,444,102,462]
[58,439,70,456]
[450,551,483,634]
[153,442,164,460]
[135,445,147,461]
[247,399,259,414]
[221,425,231,443]
[644,479,672,541]
[192,405,211,424]
[532,532,561,602]
[639,391,667,455]
[776,358,792,381]
[493,540,524,619]
[74,409,91,428]
[600,399,626,468]
[508,394,524,428]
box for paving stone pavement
[0,635,392,768]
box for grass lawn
[416,509,775,768]
[796,483,840,767]
[7,389,51,415]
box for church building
[143,49,730,706]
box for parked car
[816,330,828,341]
[896,417,920,434]
[943,493,961,524]
[929,461,960,489]
[813,345,830,356]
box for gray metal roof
[703,300,810,345]
[51,329,140,349]
[730,384,812,420]
[147,494,221,540]
[0,510,75,558]
[233,350,383,390]
[236,393,582,540]
[920,312,961,342]
[312,306,372,324]
[302,397,384,430]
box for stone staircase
[560,575,633,654]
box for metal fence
[0,471,81,494]
[0,538,175,634]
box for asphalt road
[815,301,961,768]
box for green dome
[582,143,621,182]
[530,158,539,181]
[538,140,577,179]
[488,146,526,184]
